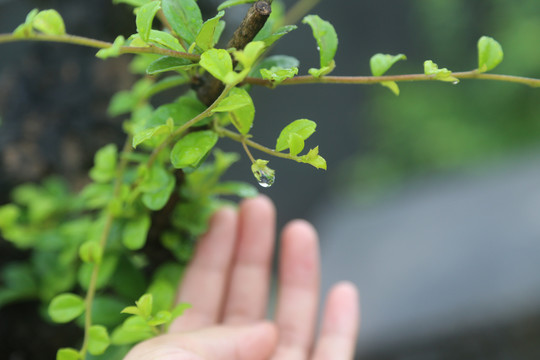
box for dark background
[2,0,540,359]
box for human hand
[125,195,359,359]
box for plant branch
[243,71,540,88]
[218,126,293,160]
[79,138,133,359]
[196,1,272,106]
[146,85,234,170]
[0,33,200,61]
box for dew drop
[254,170,275,188]
[452,80,459,85]
[316,46,320,51]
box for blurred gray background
[1,0,540,358]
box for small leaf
[147,30,186,51]
[88,325,110,355]
[170,303,192,319]
[121,306,141,316]
[13,9,39,38]
[147,310,172,326]
[122,215,151,250]
[111,316,154,345]
[113,0,151,6]
[370,53,406,76]
[140,165,176,211]
[89,144,117,183]
[146,56,194,75]
[133,122,173,148]
[255,25,297,47]
[56,348,80,360]
[308,61,335,78]
[170,130,219,168]
[48,293,85,323]
[162,0,203,46]
[199,48,234,83]
[136,1,161,42]
[212,90,252,113]
[424,60,459,83]
[96,35,125,59]
[299,146,327,170]
[196,11,225,51]
[288,133,305,156]
[79,241,103,264]
[33,9,66,35]
[302,15,338,68]
[380,81,400,95]
[136,294,153,319]
[478,36,503,73]
[221,88,255,135]
[276,119,316,152]
[260,66,298,84]
[217,0,257,11]
[233,41,266,70]
[252,55,299,78]
[0,204,20,229]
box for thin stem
[243,70,540,88]
[146,85,235,170]
[219,126,292,160]
[0,33,200,61]
[282,0,322,26]
[241,138,256,163]
[79,139,133,359]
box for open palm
[125,195,359,359]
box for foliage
[0,0,538,359]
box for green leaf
[170,130,219,168]
[136,1,161,42]
[213,181,258,197]
[96,35,126,59]
[0,204,20,229]
[255,25,297,47]
[146,56,194,75]
[79,241,103,264]
[199,48,234,83]
[302,15,338,68]
[196,11,225,51]
[232,41,266,70]
[162,0,203,46]
[122,215,151,250]
[212,89,253,113]
[288,133,305,156]
[88,325,110,355]
[478,36,504,72]
[33,9,66,35]
[276,119,316,151]
[253,55,300,78]
[221,88,255,135]
[424,60,459,83]
[13,9,39,38]
[111,316,154,345]
[121,306,140,316]
[147,310,172,326]
[48,293,85,323]
[78,256,118,291]
[217,0,257,11]
[251,159,275,187]
[91,296,128,327]
[299,146,327,170]
[381,81,400,95]
[370,53,406,76]
[140,165,176,211]
[89,144,117,183]
[260,66,298,84]
[308,61,335,78]
[147,30,186,51]
[170,302,191,319]
[136,294,153,318]
[146,94,206,128]
[56,348,80,360]
[133,120,174,148]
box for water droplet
[254,170,275,188]
[317,46,320,51]
[452,80,459,85]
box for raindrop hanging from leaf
[251,159,275,188]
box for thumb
[125,322,278,360]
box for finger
[125,322,278,360]
[271,220,320,360]
[223,195,276,324]
[169,207,238,332]
[312,282,360,360]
